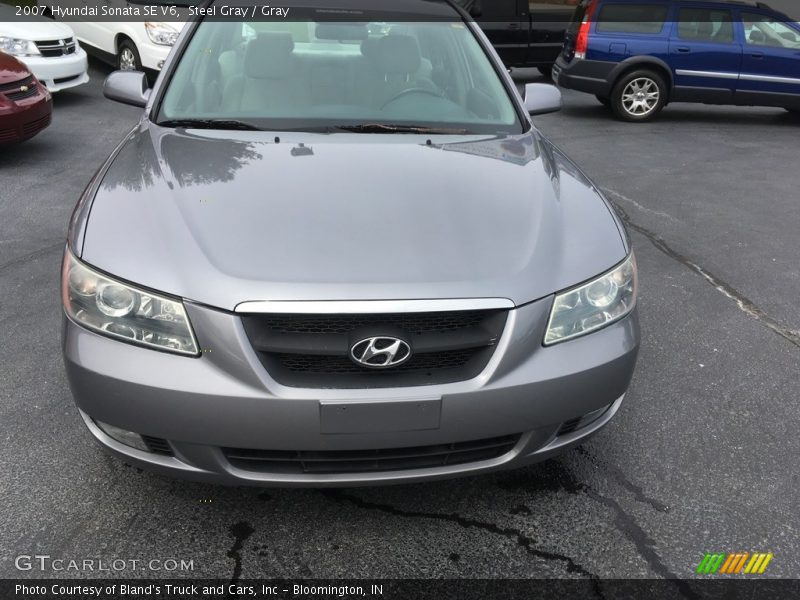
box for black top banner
[3,1,467,23]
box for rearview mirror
[103,71,150,108]
[524,83,562,116]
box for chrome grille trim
[234,298,515,314]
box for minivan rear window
[595,3,670,34]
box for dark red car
[0,50,52,144]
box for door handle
[508,22,521,30]
[750,52,765,59]
[676,47,691,53]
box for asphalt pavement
[1,60,798,581]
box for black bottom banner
[3,579,799,600]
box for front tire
[117,39,142,72]
[611,70,667,122]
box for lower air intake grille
[142,436,173,456]
[241,308,508,388]
[21,114,50,136]
[224,434,521,474]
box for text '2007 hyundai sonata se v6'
[62,0,639,487]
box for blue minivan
[552,0,800,121]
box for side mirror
[103,71,150,108]
[524,83,562,116]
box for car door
[736,10,800,108]
[668,4,742,103]
[476,0,530,68]
[68,0,118,56]
[528,1,575,68]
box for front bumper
[22,48,89,92]
[0,89,52,144]
[63,297,639,487]
[138,41,173,71]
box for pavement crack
[322,490,603,588]
[576,447,669,513]
[581,487,699,599]
[604,188,800,349]
[227,521,255,583]
[0,241,63,274]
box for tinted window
[677,8,734,43]
[596,3,669,34]
[742,12,800,48]
[159,20,521,134]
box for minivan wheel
[611,70,667,122]
[117,39,142,71]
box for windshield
[157,20,522,134]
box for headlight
[0,37,40,57]
[62,249,199,356]
[145,22,179,46]
[544,253,637,345]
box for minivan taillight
[575,0,597,60]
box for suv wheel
[611,70,667,122]
[118,40,142,71]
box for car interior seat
[222,32,308,114]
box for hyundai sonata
[62,0,639,486]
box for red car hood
[0,51,30,84]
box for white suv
[0,7,89,92]
[68,21,185,73]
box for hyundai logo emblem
[350,336,412,369]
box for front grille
[35,37,76,57]
[262,312,489,335]
[141,435,173,456]
[6,85,39,102]
[241,308,508,388]
[275,348,481,374]
[21,114,51,136]
[224,434,521,474]
[0,74,35,94]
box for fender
[608,55,675,91]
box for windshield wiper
[335,124,469,134]
[156,118,263,131]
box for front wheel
[610,70,667,122]
[117,39,142,72]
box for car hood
[78,126,627,311]
[0,8,74,41]
[0,51,30,83]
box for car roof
[219,0,462,20]
[592,0,792,20]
